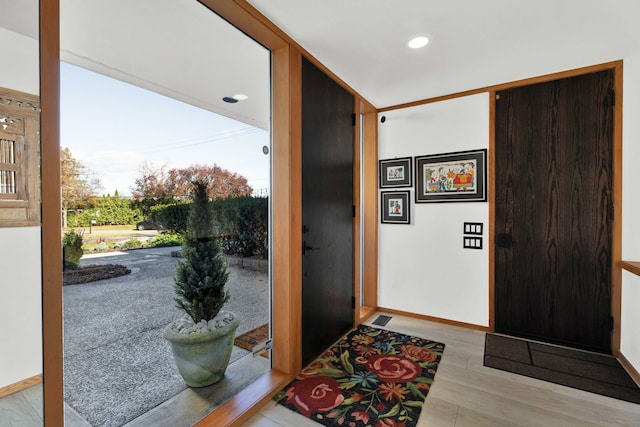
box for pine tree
[174,181,229,323]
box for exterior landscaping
[64,196,268,258]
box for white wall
[0,228,42,387]
[621,272,640,369]
[377,56,640,373]
[378,93,489,326]
[0,27,42,389]
[622,54,640,261]
[620,53,640,370]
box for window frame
[0,87,40,226]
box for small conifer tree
[174,181,230,323]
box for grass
[64,225,152,241]
[71,226,183,253]
[66,224,136,232]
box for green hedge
[215,197,268,259]
[149,202,189,234]
[151,197,268,259]
[68,195,143,227]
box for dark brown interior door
[495,70,614,353]
[301,57,354,366]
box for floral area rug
[273,324,445,427]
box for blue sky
[60,62,270,197]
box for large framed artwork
[381,191,410,224]
[379,157,412,188]
[415,149,487,203]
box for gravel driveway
[63,246,269,427]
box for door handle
[495,233,512,248]
[302,241,318,256]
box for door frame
[487,61,623,355]
[41,1,380,425]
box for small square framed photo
[381,191,410,224]
[379,157,412,188]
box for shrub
[121,239,143,250]
[147,233,183,248]
[83,241,113,252]
[67,194,143,226]
[67,211,91,228]
[150,196,268,259]
[62,230,84,269]
[214,197,268,258]
[94,242,110,252]
[150,203,189,234]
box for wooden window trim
[41,0,64,425]
[0,87,41,226]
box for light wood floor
[243,312,640,427]
[2,313,640,426]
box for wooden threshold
[0,374,42,399]
[193,369,291,427]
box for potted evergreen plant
[163,180,240,387]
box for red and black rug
[274,324,445,427]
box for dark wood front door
[301,57,354,365]
[494,70,614,353]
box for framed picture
[379,157,412,188]
[381,191,410,224]
[415,149,487,203]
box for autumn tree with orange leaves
[131,162,252,215]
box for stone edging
[170,250,268,272]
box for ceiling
[60,0,271,130]
[248,0,640,108]
[0,0,38,39]
[3,1,640,118]
[1,0,271,130]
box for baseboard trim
[619,351,640,388]
[377,307,490,332]
[0,374,43,399]
[358,305,378,323]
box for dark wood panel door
[301,57,354,366]
[495,70,614,353]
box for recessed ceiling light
[222,94,249,103]
[407,35,430,49]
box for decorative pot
[163,312,240,387]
